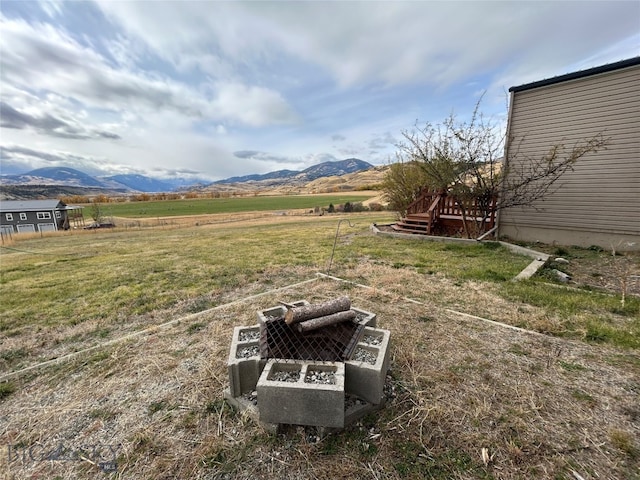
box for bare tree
[90,200,104,224]
[387,99,610,237]
[381,158,430,215]
[500,133,609,210]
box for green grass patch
[499,280,639,348]
[148,400,167,415]
[187,322,206,334]
[558,361,588,372]
[571,389,596,405]
[0,347,29,370]
[85,194,377,218]
[391,443,491,479]
[507,344,530,356]
[330,236,530,282]
[1,347,28,363]
[609,429,639,458]
[0,381,17,400]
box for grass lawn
[0,212,638,479]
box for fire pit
[224,298,391,429]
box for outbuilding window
[37,212,52,220]
[20,213,27,220]
[5,213,13,221]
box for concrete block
[345,327,391,405]
[344,395,386,426]
[352,307,377,328]
[227,325,263,397]
[223,388,279,434]
[223,387,259,418]
[256,300,309,324]
[513,258,548,281]
[257,359,345,428]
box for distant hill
[304,165,387,191]
[213,159,373,185]
[4,167,108,188]
[300,158,372,181]
[214,169,299,184]
[0,167,204,194]
[0,184,129,201]
[195,164,388,196]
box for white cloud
[1,1,638,182]
[39,0,64,18]
[95,1,639,89]
[213,83,299,127]
[0,144,111,175]
[0,15,297,127]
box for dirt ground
[534,245,640,298]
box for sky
[0,1,638,182]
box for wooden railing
[406,189,441,216]
[404,189,497,234]
[406,190,442,234]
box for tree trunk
[296,310,357,333]
[284,296,351,325]
[459,204,471,238]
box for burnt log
[284,296,351,325]
[296,310,357,333]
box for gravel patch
[238,330,260,341]
[268,370,300,382]
[353,347,377,365]
[362,334,382,345]
[241,390,258,406]
[236,345,259,358]
[304,370,336,384]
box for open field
[83,193,379,219]
[1,212,638,479]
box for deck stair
[392,213,439,234]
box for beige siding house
[499,57,640,251]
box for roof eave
[509,57,640,93]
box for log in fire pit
[260,297,365,362]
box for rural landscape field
[1,195,638,480]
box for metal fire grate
[260,313,364,362]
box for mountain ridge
[0,159,374,194]
[213,158,372,185]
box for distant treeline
[61,186,384,205]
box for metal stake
[327,219,355,275]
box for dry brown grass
[1,268,638,479]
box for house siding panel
[500,62,640,250]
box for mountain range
[0,159,374,193]
[214,158,372,185]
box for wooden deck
[393,190,496,237]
